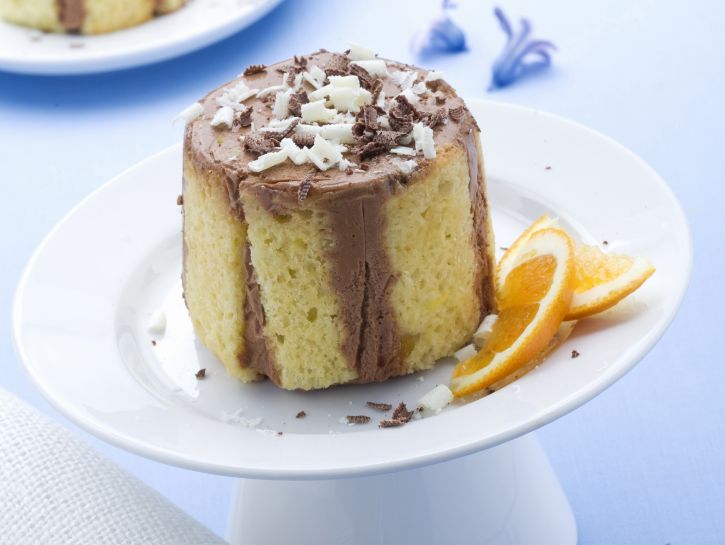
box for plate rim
[0,0,284,76]
[12,99,693,478]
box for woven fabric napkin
[0,389,228,545]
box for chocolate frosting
[184,50,491,386]
[56,0,84,31]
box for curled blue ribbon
[489,7,556,90]
[411,0,468,57]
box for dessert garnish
[195,368,206,379]
[489,7,556,90]
[345,415,372,425]
[196,46,456,176]
[417,384,454,416]
[450,215,654,398]
[379,402,415,428]
[366,401,392,411]
[295,411,307,419]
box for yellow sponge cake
[181,48,496,390]
[0,0,185,34]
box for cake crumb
[571,350,580,359]
[296,411,307,419]
[366,401,392,411]
[195,368,206,379]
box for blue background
[1,0,723,543]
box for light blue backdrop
[1,0,723,543]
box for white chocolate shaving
[295,123,323,137]
[393,159,417,175]
[248,149,289,172]
[390,146,416,156]
[411,81,428,95]
[377,114,391,129]
[400,88,420,104]
[417,384,454,417]
[473,314,499,349]
[319,123,355,144]
[338,157,358,171]
[303,64,327,89]
[306,134,342,171]
[217,82,258,109]
[174,102,203,124]
[280,138,309,165]
[350,59,388,77]
[147,310,167,334]
[454,343,477,362]
[329,75,361,89]
[390,70,417,90]
[272,89,293,119]
[376,90,386,109]
[301,100,338,123]
[425,70,444,82]
[210,106,234,128]
[412,122,436,159]
[347,43,376,61]
[256,84,285,98]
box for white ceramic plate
[13,100,691,479]
[0,0,283,75]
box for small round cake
[0,0,185,34]
[181,47,496,390]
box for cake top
[183,46,479,200]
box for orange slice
[450,228,575,397]
[497,214,655,320]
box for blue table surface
[1,0,723,543]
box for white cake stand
[13,101,691,545]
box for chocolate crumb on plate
[243,64,267,76]
[545,165,552,170]
[379,402,415,428]
[571,350,580,359]
[276,431,284,436]
[500,246,509,251]
[366,401,392,411]
[602,240,609,246]
[346,415,372,425]
[195,368,206,379]
[151,340,156,346]
[176,194,183,206]
[296,411,307,419]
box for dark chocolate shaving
[244,132,279,156]
[296,411,306,419]
[292,133,315,148]
[366,401,392,411]
[243,64,267,76]
[435,95,446,105]
[392,402,414,422]
[234,109,253,128]
[346,415,371,424]
[195,368,206,379]
[379,402,415,428]
[424,108,448,128]
[349,63,374,90]
[286,68,299,87]
[293,55,308,68]
[287,91,308,118]
[571,350,580,359]
[362,105,379,131]
[371,79,384,107]
[324,53,350,77]
[373,130,406,147]
[357,141,389,160]
[176,194,183,206]
[298,173,313,202]
[448,105,465,122]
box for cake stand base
[227,433,576,545]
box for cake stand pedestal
[227,433,576,545]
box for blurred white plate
[0,0,283,75]
[13,100,691,478]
